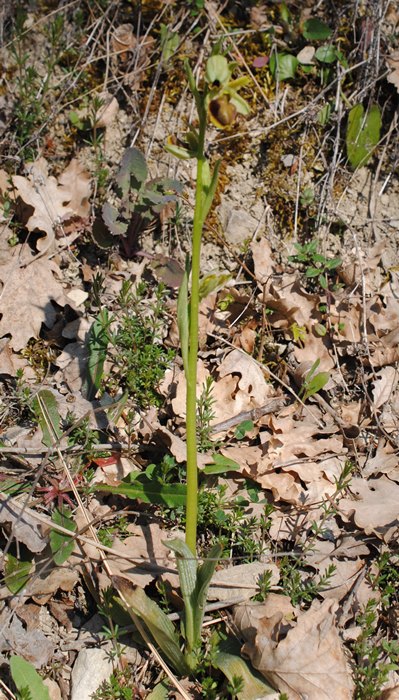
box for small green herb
[289,240,342,290]
[300,359,330,402]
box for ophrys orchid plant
[116,53,252,676]
[166,53,250,555]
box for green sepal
[205,55,231,86]
[228,76,251,90]
[228,91,251,116]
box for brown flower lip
[209,95,237,127]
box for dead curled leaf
[338,477,399,542]
[208,561,280,603]
[11,157,91,253]
[94,93,119,128]
[56,159,92,218]
[0,609,54,668]
[30,566,79,604]
[111,24,137,58]
[0,493,47,553]
[387,51,399,92]
[234,598,354,699]
[0,245,65,352]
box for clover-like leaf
[116,147,148,196]
[270,53,298,81]
[102,202,128,236]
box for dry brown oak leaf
[234,598,354,699]
[0,245,65,351]
[338,477,399,542]
[12,157,91,254]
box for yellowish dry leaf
[57,159,92,218]
[339,477,399,541]
[387,51,399,92]
[234,598,354,699]
[208,561,280,603]
[0,246,65,351]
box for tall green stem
[185,119,206,555]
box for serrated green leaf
[94,479,187,508]
[325,257,342,270]
[305,267,321,277]
[346,103,381,168]
[302,18,332,41]
[203,454,241,475]
[5,553,32,594]
[269,53,298,81]
[315,45,337,64]
[50,507,76,565]
[32,390,62,447]
[116,147,148,196]
[10,657,50,700]
[177,256,190,376]
[102,202,128,237]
